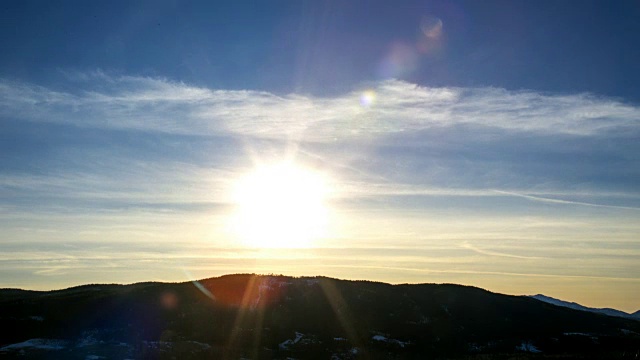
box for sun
[230,162,330,248]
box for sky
[1,0,639,312]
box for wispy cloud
[2,73,639,140]
[3,73,638,200]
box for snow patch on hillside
[0,339,67,351]
[372,334,410,347]
[516,341,541,353]
[279,332,304,349]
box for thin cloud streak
[459,242,544,260]
[493,190,640,211]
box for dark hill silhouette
[1,274,639,359]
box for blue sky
[1,1,639,311]
[3,0,640,99]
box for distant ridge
[530,294,640,321]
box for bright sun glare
[230,162,330,248]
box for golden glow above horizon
[230,162,331,248]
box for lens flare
[377,15,445,79]
[421,16,443,39]
[377,42,418,79]
[360,90,376,107]
[417,16,444,54]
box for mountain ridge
[1,274,639,359]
